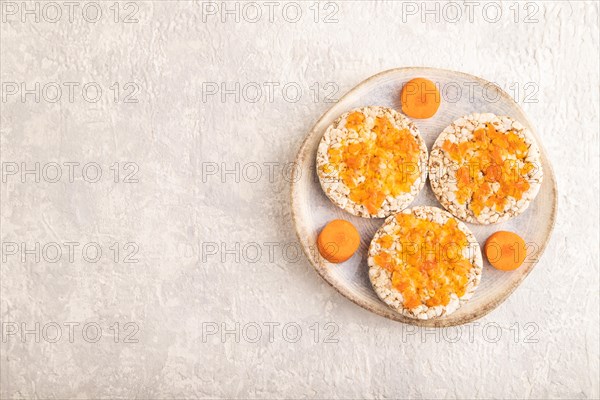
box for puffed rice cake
[316,106,428,218]
[368,206,483,320]
[429,113,543,224]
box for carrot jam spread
[373,213,473,309]
[326,111,421,214]
[441,123,533,216]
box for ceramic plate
[291,67,557,327]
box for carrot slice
[317,220,361,263]
[484,231,527,271]
[400,78,441,119]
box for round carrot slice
[484,231,527,271]
[317,220,360,263]
[400,77,441,119]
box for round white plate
[291,67,557,327]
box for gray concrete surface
[1,1,598,398]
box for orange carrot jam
[326,111,421,214]
[373,213,474,309]
[441,123,533,216]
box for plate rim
[290,66,558,327]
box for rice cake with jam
[316,106,427,218]
[429,113,543,224]
[368,206,482,320]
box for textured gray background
[1,1,599,398]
